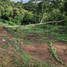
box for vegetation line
[49,41,67,66]
[5,19,65,28]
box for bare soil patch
[53,42,67,64]
[0,27,22,67]
[0,27,67,67]
[19,42,67,67]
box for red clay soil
[53,42,67,64]
[0,27,67,67]
[0,27,22,67]
[19,42,67,67]
[0,27,13,39]
[19,43,50,63]
[0,27,14,48]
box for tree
[20,0,23,4]
[23,1,37,12]
[29,0,50,23]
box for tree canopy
[0,0,67,26]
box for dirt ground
[19,42,67,67]
[0,27,67,67]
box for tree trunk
[40,12,45,23]
[40,0,45,23]
[5,19,66,28]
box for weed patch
[2,44,10,49]
[49,41,66,66]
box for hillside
[0,0,67,67]
[0,25,67,67]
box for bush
[23,10,34,24]
[0,1,34,25]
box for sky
[11,0,29,3]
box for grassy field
[6,24,67,43]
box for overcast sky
[11,0,29,3]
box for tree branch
[5,19,66,28]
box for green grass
[2,44,10,49]
[3,38,55,67]
[13,49,55,67]
[5,24,67,46]
[3,24,67,67]
[49,41,67,66]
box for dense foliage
[23,0,67,24]
[0,0,67,32]
[0,1,34,25]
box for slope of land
[0,26,67,67]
